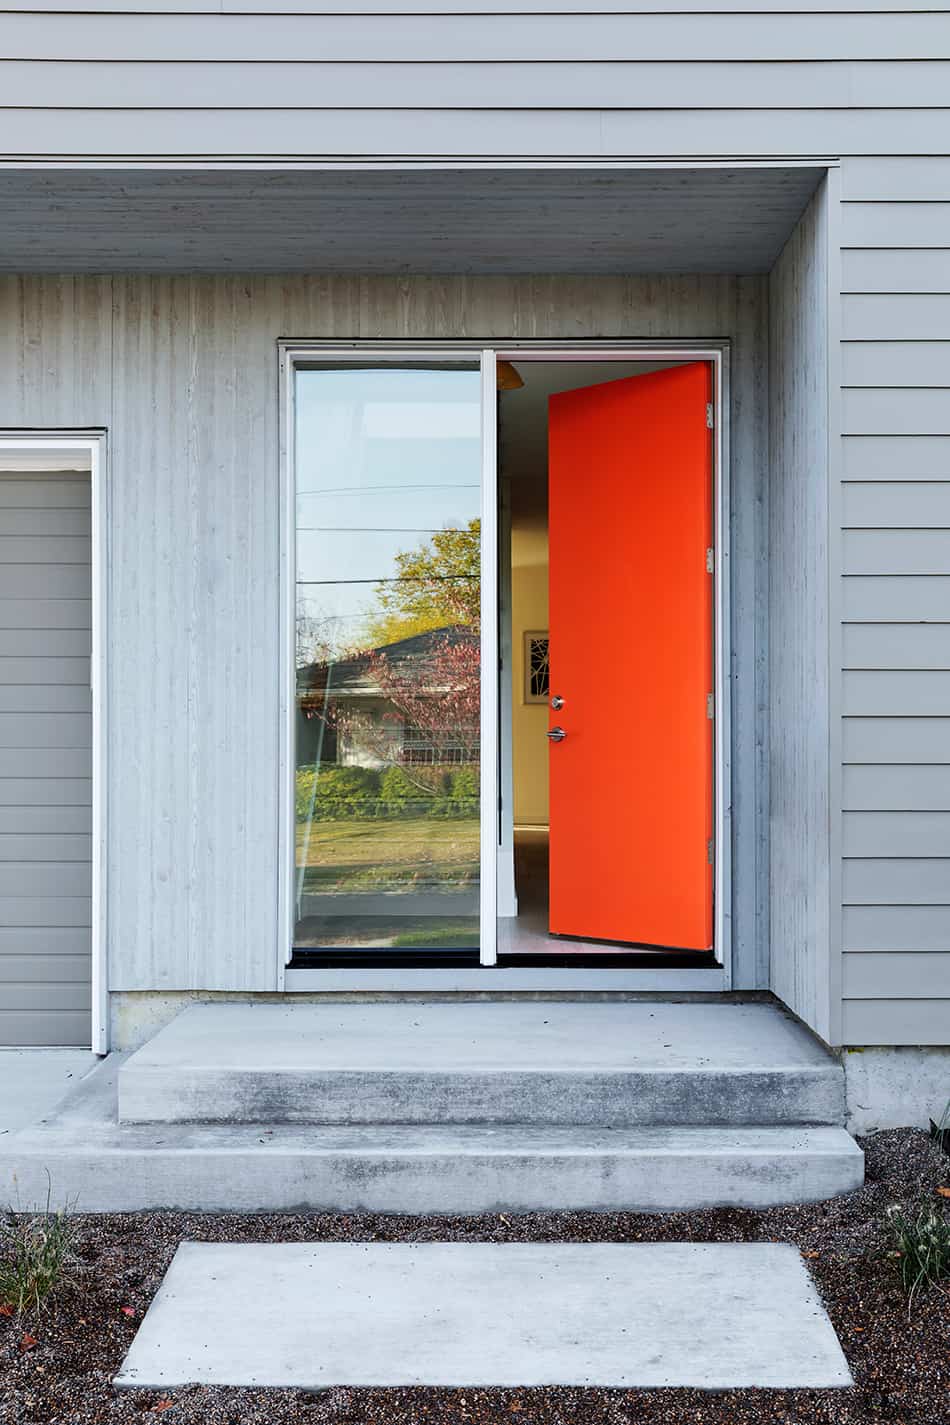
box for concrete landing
[118,1000,846,1126]
[0,1050,98,1136]
[115,1241,852,1390]
[1,1055,863,1213]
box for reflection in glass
[294,365,481,950]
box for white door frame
[278,341,730,993]
[0,431,109,1052]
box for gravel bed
[1,1128,947,1425]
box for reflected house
[297,625,480,772]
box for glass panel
[294,363,482,951]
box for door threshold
[282,965,728,993]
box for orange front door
[547,363,714,951]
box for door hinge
[706,692,715,719]
[705,547,714,574]
[706,402,714,430]
[707,839,715,865]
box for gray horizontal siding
[843,671,950,714]
[842,483,950,526]
[844,906,950,951]
[842,577,950,622]
[843,295,950,340]
[843,717,950,762]
[6,2,948,12]
[840,214,950,1043]
[843,858,950,904]
[843,952,950,996]
[844,765,950,810]
[842,437,950,480]
[842,204,950,248]
[842,345,950,387]
[844,625,950,669]
[6,108,950,159]
[843,531,950,574]
[842,249,950,294]
[843,157,950,200]
[843,390,950,437]
[2,60,950,110]
[843,999,949,1043]
[4,13,950,63]
[843,812,950,857]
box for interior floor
[499,829,673,957]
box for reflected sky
[295,367,482,656]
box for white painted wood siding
[0,274,767,994]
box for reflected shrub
[295,763,478,821]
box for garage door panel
[0,508,91,536]
[0,564,90,599]
[0,686,91,713]
[0,926,90,954]
[0,536,91,564]
[0,749,92,778]
[0,713,92,747]
[0,807,92,833]
[0,477,90,509]
[0,657,90,684]
[0,779,91,807]
[0,471,91,1045]
[0,861,90,896]
[0,953,91,984]
[0,1010,91,1046]
[0,629,92,657]
[0,600,91,630]
[0,896,90,926]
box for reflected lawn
[296,816,479,894]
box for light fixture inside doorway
[496,360,524,391]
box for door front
[547,363,715,951]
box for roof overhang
[0,164,825,273]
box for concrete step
[4,1058,863,1213]
[117,1001,846,1127]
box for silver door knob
[546,726,567,742]
[550,695,564,710]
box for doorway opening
[497,359,720,965]
[280,343,728,979]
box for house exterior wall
[0,2,948,1047]
[768,184,834,1044]
[0,273,769,998]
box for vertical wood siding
[768,185,832,1041]
[0,274,767,993]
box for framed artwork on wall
[524,631,550,704]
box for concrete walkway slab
[115,1241,852,1390]
[0,1049,97,1137]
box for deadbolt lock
[550,695,564,710]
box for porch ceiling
[0,165,823,273]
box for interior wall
[768,181,833,1041]
[0,273,769,993]
[510,509,549,827]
